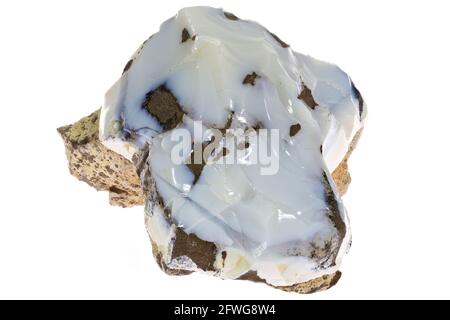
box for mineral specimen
[59,6,366,293]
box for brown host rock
[58,110,144,207]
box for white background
[0,0,449,300]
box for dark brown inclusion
[224,11,239,21]
[289,123,301,137]
[298,84,318,109]
[243,72,260,86]
[351,80,364,119]
[269,32,289,48]
[186,143,206,184]
[172,228,217,271]
[122,59,133,74]
[142,85,185,131]
[181,28,196,43]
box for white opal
[99,6,366,286]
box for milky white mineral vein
[60,6,366,293]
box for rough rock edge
[238,270,342,294]
[57,110,144,207]
[58,113,362,293]
[330,129,363,196]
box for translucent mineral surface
[99,6,366,287]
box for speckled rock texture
[57,110,144,207]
